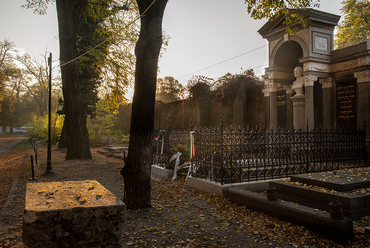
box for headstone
[23,180,126,248]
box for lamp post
[44,53,54,174]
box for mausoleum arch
[270,36,308,70]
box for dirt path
[0,135,27,156]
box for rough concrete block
[23,180,126,248]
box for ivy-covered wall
[154,74,266,130]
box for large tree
[58,0,135,149]
[120,0,168,209]
[335,0,370,49]
[56,0,92,159]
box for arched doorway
[272,40,304,128]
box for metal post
[220,116,224,185]
[45,53,54,174]
[34,143,38,166]
[30,155,35,180]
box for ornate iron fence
[191,126,366,184]
[152,125,366,184]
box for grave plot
[223,167,370,244]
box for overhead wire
[177,44,268,79]
[59,0,157,68]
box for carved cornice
[354,70,370,83]
[319,77,333,88]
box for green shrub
[26,113,64,143]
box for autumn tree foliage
[156,76,184,103]
[244,0,321,33]
[335,0,370,49]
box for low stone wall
[23,180,126,248]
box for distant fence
[152,125,366,184]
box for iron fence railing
[152,125,366,184]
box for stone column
[262,88,270,129]
[284,85,293,129]
[303,75,318,130]
[267,82,281,129]
[320,77,334,129]
[354,70,370,165]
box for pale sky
[0,0,343,98]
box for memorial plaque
[277,90,287,128]
[336,80,356,128]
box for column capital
[262,88,270,97]
[266,82,281,93]
[302,75,318,87]
[284,85,293,94]
[354,70,370,83]
[319,77,333,89]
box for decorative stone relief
[319,77,333,88]
[315,36,328,51]
[331,59,358,72]
[354,70,370,83]
[357,56,370,67]
[304,62,330,72]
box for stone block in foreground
[23,180,126,248]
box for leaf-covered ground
[0,139,369,247]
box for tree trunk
[121,0,168,209]
[56,0,92,160]
[58,120,68,149]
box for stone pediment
[258,9,340,39]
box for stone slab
[223,186,354,244]
[151,165,174,179]
[186,176,284,195]
[290,168,370,192]
[271,180,370,219]
[23,180,126,248]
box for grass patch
[16,140,33,150]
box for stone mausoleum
[259,9,369,134]
[259,9,370,160]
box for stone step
[271,180,370,220]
